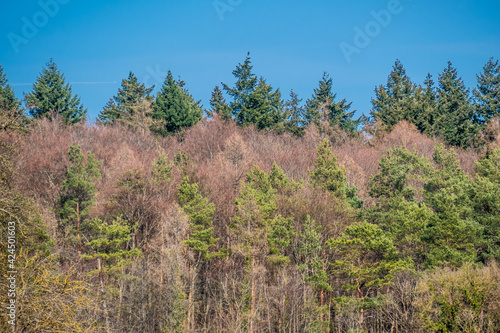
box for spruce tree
[242,77,285,130]
[222,52,257,120]
[474,57,500,123]
[433,62,478,148]
[282,90,306,135]
[26,59,86,124]
[413,74,437,135]
[152,71,202,135]
[370,60,417,131]
[98,72,154,125]
[207,85,231,120]
[305,72,358,133]
[0,63,18,110]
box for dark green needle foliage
[370,60,417,132]
[207,85,232,120]
[281,90,306,135]
[0,63,19,110]
[305,72,358,133]
[98,71,154,125]
[26,59,86,124]
[152,71,202,135]
[433,62,478,148]
[474,57,500,123]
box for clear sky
[1,0,499,121]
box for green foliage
[281,90,306,135]
[0,63,19,110]
[310,139,362,207]
[59,145,101,235]
[328,222,412,294]
[370,60,417,132]
[305,72,358,133]
[223,53,285,130]
[178,177,219,260]
[413,74,437,135]
[422,144,482,267]
[207,85,232,120]
[152,145,174,183]
[433,62,478,148]
[26,59,87,124]
[474,57,500,123]
[153,71,202,135]
[82,216,141,276]
[98,72,154,125]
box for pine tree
[178,177,219,260]
[433,62,478,148]
[413,74,437,135]
[26,59,87,124]
[370,60,417,132]
[305,72,358,133]
[243,77,285,130]
[207,85,231,120]
[0,63,18,110]
[98,72,154,125]
[0,63,27,132]
[222,52,257,120]
[282,90,306,135]
[59,145,101,248]
[474,57,500,123]
[152,71,202,135]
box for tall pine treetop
[0,63,18,110]
[207,85,231,120]
[370,59,417,131]
[152,70,202,135]
[98,71,154,124]
[474,57,500,123]
[26,59,87,124]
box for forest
[1,54,500,332]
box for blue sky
[1,0,499,121]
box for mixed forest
[1,54,500,332]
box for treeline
[1,54,499,149]
[0,55,500,332]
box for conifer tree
[222,52,257,119]
[370,60,417,132]
[59,145,101,247]
[0,63,18,110]
[207,85,231,120]
[305,72,358,133]
[474,57,500,123]
[433,62,478,148]
[26,59,86,124]
[282,90,306,135]
[413,74,437,135]
[310,139,362,207]
[98,72,154,125]
[152,71,202,135]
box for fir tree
[0,63,18,110]
[370,60,417,132]
[26,59,86,124]
[222,52,258,120]
[413,74,437,135]
[152,71,202,135]
[433,62,478,148]
[305,72,358,133]
[207,85,231,120]
[282,90,306,135]
[98,72,154,125]
[243,77,285,130]
[474,57,500,123]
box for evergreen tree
[310,139,362,207]
[222,52,257,120]
[26,59,86,124]
[59,145,101,247]
[207,85,231,120]
[413,74,437,135]
[433,62,478,148]
[0,63,18,110]
[474,57,500,123]
[178,177,219,260]
[281,90,306,135]
[152,71,202,135]
[369,60,417,132]
[305,72,358,133]
[98,72,154,125]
